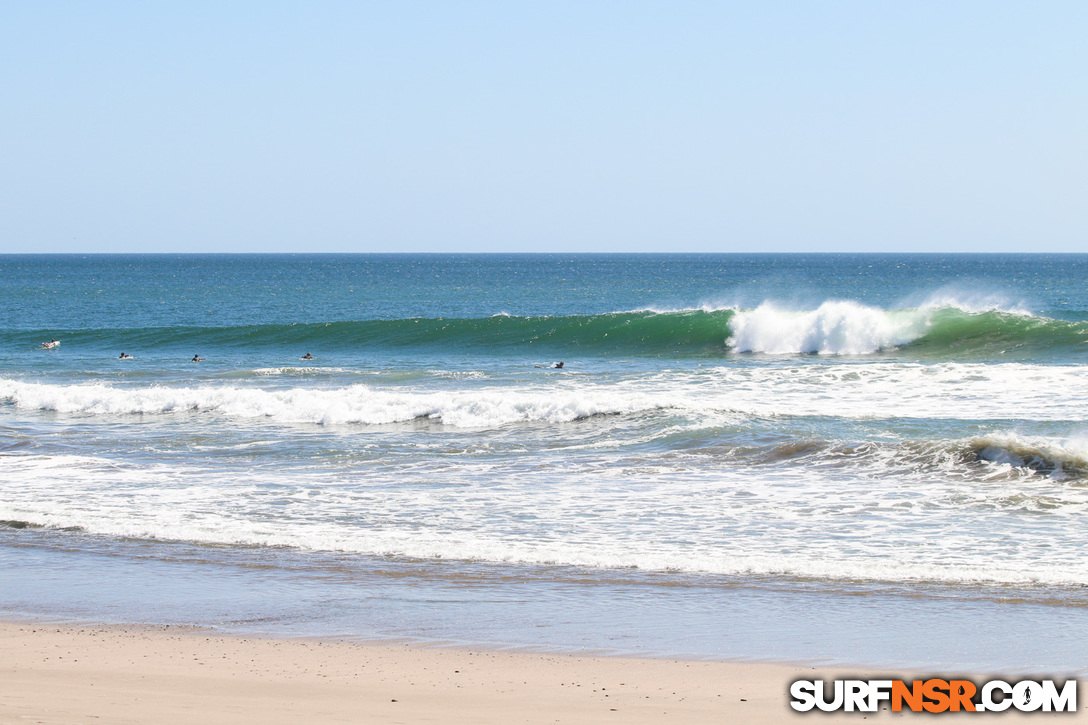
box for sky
[1,1,1085,253]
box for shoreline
[7,533,1088,676]
[2,620,1083,723]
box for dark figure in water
[192,354,204,362]
[301,352,314,360]
[119,352,133,359]
[535,361,564,369]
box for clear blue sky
[2,1,1085,253]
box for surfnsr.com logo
[790,679,1078,713]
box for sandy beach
[0,621,801,724]
[2,621,1082,724]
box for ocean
[3,253,1087,672]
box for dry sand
[0,621,1081,723]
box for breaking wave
[740,433,1088,482]
[727,300,1086,356]
[16,300,1088,358]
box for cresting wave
[746,433,1088,482]
[17,302,1088,357]
[727,300,1088,355]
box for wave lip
[971,434,1088,481]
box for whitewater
[3,253,1088,670]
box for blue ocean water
[3,254,1088,671]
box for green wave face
[17,310,737,356]
[908,309,1088,357]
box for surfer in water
[191,354,204,362]
[535,361,564,369]
[301,352,314,360]
[119,352,133,359]
[41,339,59,349]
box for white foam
[4,361,1088,425]
[692,362,1088,421]
[727,300,930,355]
[250,366,353,376]
[5,450,1088,588]
[0,378,664,428]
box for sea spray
[727,300,929,354]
